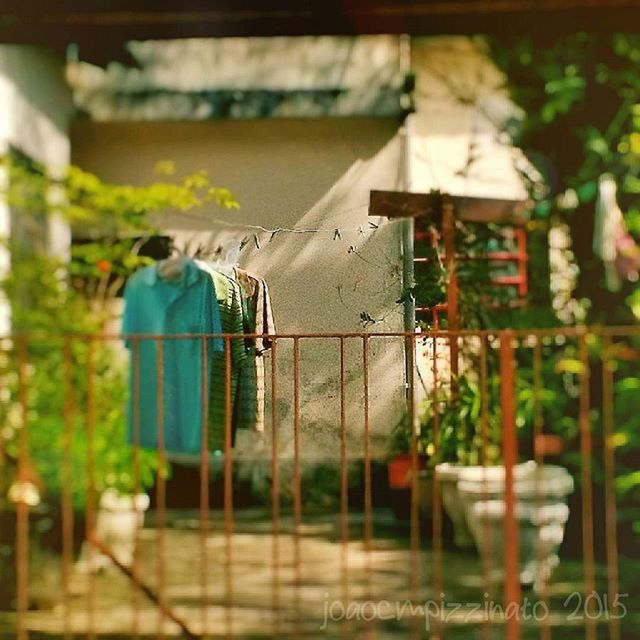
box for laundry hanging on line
[594,174,640,291]
[121,255,275,455]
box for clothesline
[174,202,386,239]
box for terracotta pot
[388,454,425,490]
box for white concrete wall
[410,36,531,199]
[0,45,73,333]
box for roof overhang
[2,1,639,65]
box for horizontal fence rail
[0,327,638,639]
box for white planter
[457,462,574,590]
[76,489,150,573]
[434,463,475,549]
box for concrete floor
[10,508,640,639]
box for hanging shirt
[233,278,259,434]
[196,262,249,451]
[254,278,276,433]
[234,268,276,434]
[122,259,223,454]
[256,278,276,354]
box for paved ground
[5,508,640,638]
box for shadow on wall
[170,134,409,464]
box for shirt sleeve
[204,275,224,353]
[257,279,276,353]
[229,281,249,367]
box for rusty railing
[0,326,638,639]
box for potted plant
[420,369,574,588]
[71,395,158,574]
[387,414,429,520]
[1,341,162,574]
[457,461,573,591]
[418,374,499,548]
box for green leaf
[576,181,598,203]
[617,470,640,494]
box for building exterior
[0,35,530,461]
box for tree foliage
[489,32,640,552]
[489,32,640,324]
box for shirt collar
[142,258,202,288]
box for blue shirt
[122,259,223,454]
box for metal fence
[1,326,638,639]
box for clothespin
[368,221,379,229]
[348,245,356,254]
[254,234,261,249]
[333,228,342,240]
[358,226,365,237]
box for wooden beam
[369,190,443,220]
[369,190,530,224]
[453,196,531,225]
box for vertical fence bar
[0,347,5,624]
[500,330,520,640]
[479,334,491,640]
[339,337,349,613]
[200,336,210,639]
[602,335,620,640]
[442,198,458,381]
[407,333,421,639]
[432,332,443,640]
[129,338,141,638]
[62,339,74,640]
[293,337,302,637]
[362,335,374,640]
[270,340,281,637]
[533,339,550,640]
[155,337,167,638]
[132,337,141,640]
[86,336,97,640]
[579,334,596,640]
[15,337,29,640]
[516,228,528,297]
[224,335,234,639]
